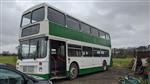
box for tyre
[69,63,78,79]
[103,60,108,71]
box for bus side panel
[67,57,105,76]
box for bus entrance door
[50,40,66,78]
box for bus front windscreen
[21,7,45,27]
[19,37,47,59]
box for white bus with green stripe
[16,3,112,80]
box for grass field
[0,56,17,65]
[0,56,132,69]
[112,58,132,68]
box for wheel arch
[69,61,80,74]
[103,60,107,65]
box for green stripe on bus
[31,74,49,80]
[79,66,104,75]
[49,22,111,47]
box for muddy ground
[52,68,132,84]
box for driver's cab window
[0,69,24,84]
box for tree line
[112,45,150,58]
[0,51,17,56]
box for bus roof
[23,3,110,35]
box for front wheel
[69,63,78,80]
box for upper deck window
[106,34,110,40]
[32,7,45,23]
[21,12,31,26]
[66,16,80,31]
[99,31,106,39]
[48,8,65,26]
[80,22,91,34]
[21,7,45,27]
[91,27,99,37]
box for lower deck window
[93,48,101,57]
[68,49,82,57]
[82,46,92,57]
[101,49,109,57]
[68,44,82,57]
[67,44,109,57]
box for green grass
[113,58,132,68]
[0,56,17,65]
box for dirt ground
[52,68,131,84]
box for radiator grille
[22,66,36,73]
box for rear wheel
[103,61,108,71]
[69,63,78,79]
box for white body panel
[49,35,111,71]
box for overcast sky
[0,0,150,53]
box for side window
[48,8,65,26]
[32,7,45,23]
[99,31,106,39]
[0,68,24,84]
[101,49,109,57]
[91,27,99,37]
[106,34,110,40]
[68,44,82,57]
[80,22,91,34]
[66,16,80,31]
[92,48,101,57]
[82,46,92,57]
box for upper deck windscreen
[21,7,45,27]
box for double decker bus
[16,3,112,80]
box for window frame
[21,24,40,37]
[20,37,47,59]
[66,15,80,31]
[48,7,66,26]
[82,46,92,57]
[20,40,30,59]
[92,48,101,57]
[106,33,110,40]
[100,49,109,57]
[91,27,99,37]
[20,12,32,27]
[80,22,91,34]
[20,6,45,27]
[31,7,45,23]
[99,31,106,39]
[68,44,82,57]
